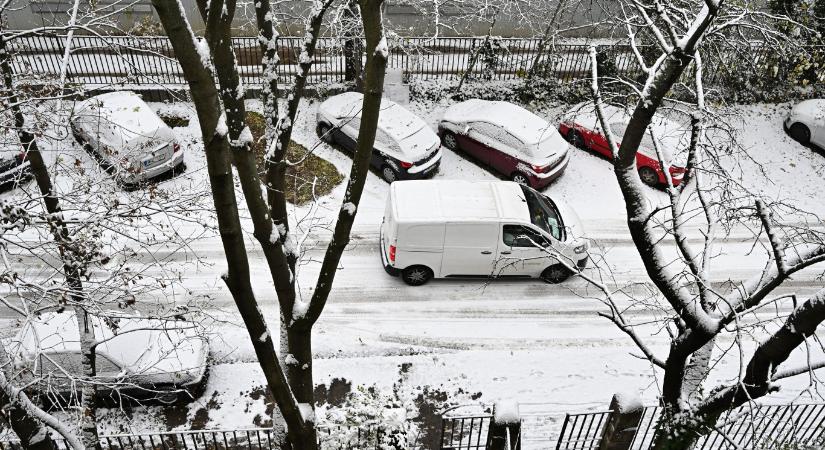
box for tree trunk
[0,341,57,450]
[343,0,363,85]
[0,33,99,449]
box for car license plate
[144,154,165,167]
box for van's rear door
[440,223,499,277]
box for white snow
[230,126,254,148]
[194,37,212,69]
[258,330,269,342]
[612,391,643,413]
[298,403,316,424]
[374,36,389,59]
[215,113,228,137]
[292,299,309,321]
[341,202,356,215]
[285,353,299,365]
[494,399,521,424]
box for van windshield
[519,185,564,241]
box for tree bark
[150,0,307,444]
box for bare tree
[575,0,825,448]
[0,4,215,446]
[151,0,388,447]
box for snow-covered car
[785,99,825,149]
[70,92,185,188]
[12,311,209,404]
[381,180,589,285]
[0,133,32,192]
[316,92,442,183]
[559,104,687,187]
[437,100,570,189]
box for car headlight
[574,243,588,254]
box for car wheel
[401,265,433,286]
[541,264,572,284]
[789,123,811,145]
[568,129,585,148]
[511,172,531,187]
[638,167,659,186]
[381,165,398,184]
[442,131,458,150]
[318,123,335,144]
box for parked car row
[317,93,699,188]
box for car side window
[468,122,498,139]
[342,115,361,132]
[39,352,83,378]
[96,355,120,376]
[375,129,401,153]
[498,131,523,151]
[503,225,548,248]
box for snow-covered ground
[3,96,825,447]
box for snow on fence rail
[0,425,398,450]
[6,34,781,91]
[555,403,825,450]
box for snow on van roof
[321,92,427,141]
[442,100,557,145]
[391,180,529,223]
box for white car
[12,311,209,404]
[438,100,570,189]
[71,92,185,188]
[785,99,825,149]
[381,180,589,285]
[316,92,441,183]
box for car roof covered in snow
[15,311,206,375]
[390,180,529,223]
[320,92,431,141]
[442,100,558,145]
[72,91,172,149]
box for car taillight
[389,245,396,263]
[532,163,548,173]
[173,143,181,153]
[17,151,26,162]
[399,161,413,169]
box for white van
[380,180,589,285]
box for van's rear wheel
[541,264,571,284]
[401,265,433,286]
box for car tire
[511,172,531,187]
[638,167,659,186]
[568,129,585,148]
[401,265,433,286]
[442,131,459,150]
[381,165,398,184]
[318,123,335,144]
[541,264,571,284]
[789,123,811,145]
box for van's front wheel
[541,264,571,284]
[401,265,433,286]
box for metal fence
[0,425,394,450]
[6,34,779,90]
[439,415,493,450]
[554,403,825,450]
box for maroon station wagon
[438,100,570,189]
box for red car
[438,100,570,189]
[559,106,686,187]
